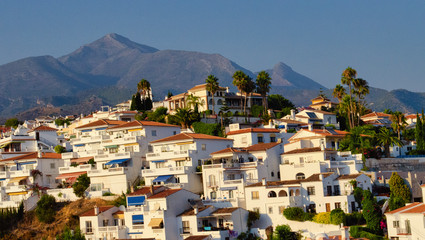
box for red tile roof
[148,188,182,199]
[0,152,61,162]
[184,236,211,240]
[336,174,363,180]
[80,206,115,217]
[361,112,391,119]
[107,120,179,130]
[227,128,279,136]
[386,202,423,214]
[309,129,349,136]
[282,147,335,155]
[128,186,164,196]
[246,173,334,187]
[28,125,58,132]
[178,206,211,216]
[150,133,232,144]
[210,147,246,155]
[245,142,281,152]
[76,119,126,129]
[211,207,240,214]
[55,171,87,180]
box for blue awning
[74,144,85,147]
[152,175,173,183]
[95,127,107,131]
[127,196,145,206]
[18,161,37,166]
[0,178,5,181]
[277,125,286,129]
[105,158,130,165]
[152,160,165,163]
[81,129,92,132]
[132,214,144,223]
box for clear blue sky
[1,1,424,91]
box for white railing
[141,166,190,177]
[203,164,223,169]
[223,179,243,185]
[88,167,128,176]
[9,169,30,178]
[0,171,8,178]
[147,150,194,161]
[133,225,144,230]
[98,226,124,232]
[59,164,93,174]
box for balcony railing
[141,166,190,177]
[98,226,125,232]
[396,228,411,235]
[179,227,192,234]
[88,167,128,176]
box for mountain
[0,33,423,120]
[264,62,326,90]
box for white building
[58,120,180,196]
[202,142,284,207]
[244,173,372,228]
[225,126,282,148]
[283,109,340,130]
[143,133,233,193]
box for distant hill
[0,33,423,119]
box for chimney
[37,150,42,158]
[130,185,134,193]
[319,174,323,180]
[150,185,154,194]
[94,205,99,215]
[308,123,313,131]
[262,178,266,186]
[290,109,296,120]
[194,207,198,215]
[340,226,349,240]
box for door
[325,203,331,212]
[351,201,356,212]
[327,186,332,196]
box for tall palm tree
[232,71,249,114]
[175,108,195,129]
[341,67,357,129]
[256,71,272,113]
[376,127,403,157]
[137,79,151,99]
[332,84,346,103]
[205,75,220,115]
[243,78,255,116]
[390,111,407,140]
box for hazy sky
[1,1,424,91]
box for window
[333,185,340,196]
[277,171,280,179]
[257,136,264,143]
[176,160,185,167]
[147,145,153,153]
[393,221,399,228]
[268,207,273,214]
[271,171,274,177]
[258,157,263,162]
[210,191,217,199]
[268,191,277,198]
[202,144,206,151]
[279,206,285,214]
[151,130,157,136]
[241,136,247,144]
[307,187,315,196]
[173,131,177,135]
[278,190,288,197]
[296,173,305,180]
[251,191,259,200]
[182,221,190,233]
[405,220,411,234]
[103,219,109,227]
[125,146,134,152]
[85,221,93,233]
[335,202,341,209]
[270,134,276,143]
[50,163,55,169]
[253,207,260,213]
[228,190,234,199]
[109,148,118,153]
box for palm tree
[333,84,346,103]
[376,127,403,157]
[205,75,220,115]
[232,70,248,114]
[137,79,151,99]
[341,67,358,129]
[390,111,407,140]
[185,94,204,113]
[175,108,196,129]
[256,71,272,113]
[243,78,256,116]
[352,78,370,125]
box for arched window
[295,189,301,196]
[278,190,288,197]
[208,99,213,105]
[271,171,274,177]
[217,99,223,105]
[268,191,277,198]
[296,173,305,180]
[289,190,294,196]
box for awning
[152,175,173,183]
[95,127,107,131]
[81,129,92,132]
[132,214,144,223]
[152,160,165,163]
[128,196,146,206]
[0,142,11,149]
[176,141,194,145]
[170,157,188,161]
[74,144,85,147]
[124,143,139,146]
[105,158,130,165]
[113,211,124,219]
[0,178,5,181]
[8,191,27,196]
[220,186,237,191]
[104,145,118,149]
[8,176,28,183]
[18,161,36,166]
[55,171,87,180]
[128,128,143,132]
[148,218,163,227]
[70,156,93,164]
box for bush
[283,207,305,221]
[346,212,365,226]
[54,145,66,154]
[113,193,127,207]
[72,174,90,198]
[273,224,295,240]
[350,226,384,240]
[35,194,56,223]
[302,212,314,221]
[102,192,115,196]
[330,209,346,225]
[56,226,85,240]
[192,122,223,137]
[251,105,264,118]
[312,212,331,224]
[247,210,260,229]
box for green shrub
[72,174,90,198]
[345,212,365,226]
[251,105,264,117]
[302,212,315,221]
[54,145,66,154]
[192,122,223,137]
[102,192,115,196]
[283,207,305,221]
[35,194,56,223]
[113,193,127,207]
[330,208,346,225]
[312,212,331,224]
[247,210,260,229]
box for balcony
[62,152,78,159]
[4,185,27,194]
[223,179,243,185]
[104,136,140,146]
[147,150,196,161]
[88,167,128,177]
[0,171,9,178]
[59,164,94,174]
[396,228,411,235]
[9,169,30,178]
[141,166,190,177]
[94,152,133,162]
[98,225,126,232]
[71,134,110,145]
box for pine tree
[134,92,143,111]
[415,113,424,151]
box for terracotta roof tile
[184,236,211,240]
[361,112,391,119]
[210,147,246,155]
[107,120,179,130]
[147,188,182,199]
[245,142,281,152]
[226,128,279,136]
[80,206,115,217]
[178,206,211,216]
[150,133,232,144]
[76,119,126,129]
[211,207,239,214]
[336,174,363,180]
[28,125,58,132]
[386,202,423,214]
[128,186,163,196]
[282,147,335,155]
[0,152,61,162]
